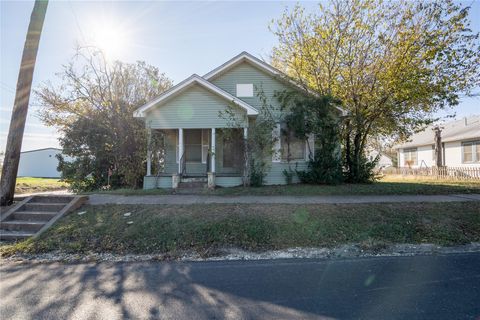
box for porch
[144,128,247,189]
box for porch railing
[180,151,186,177]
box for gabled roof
[21,147,62,154]
[204,52,347,116]
[133,74,258,117]
[395,115,480,149]
[203,51,282,80]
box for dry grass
[1,202,479,258]
[15,177,68,194]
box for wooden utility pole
[434,126,443,167]
[0,0,48,206]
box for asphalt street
[1,253,479,319]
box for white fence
[385,167,480,181]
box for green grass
[97,176,480,196]
[15,177,68,194]
[2,202,479,258]
[212,176,480,196]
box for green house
[134,52,343,189]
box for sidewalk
[87,193,480,205]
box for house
[134,52,344,189]
[368,150,393,170]
[17,148,63,178]
[395,115,480,168]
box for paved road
[88,193,480,205]
[1,253,479,319]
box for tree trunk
[0,0,48,206]
[344,119,352,177]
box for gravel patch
[2,243,480,264]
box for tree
[36,48,172,191]
[277,92,344,184]
[270,0,480,181]
[0,0,48,206]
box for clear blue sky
[1,0,479,152]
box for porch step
[178,181,207,189]
[181,177,207,183]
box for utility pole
[434,126,443,167]
[0,0,48,206]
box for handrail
[206,148,211,173]
[180,151,186,177]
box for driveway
[1,253,479,319]
[87,193,480,205]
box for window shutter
[272,123,281,162]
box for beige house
[395,115,480,168]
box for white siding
[18,149,63,178]
[399,141,480,168]
[398,145,434,168]
[444,141,480,167]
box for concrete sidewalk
[87,193,480,205]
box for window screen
[281,124,306,161]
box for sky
[1,0,479,152]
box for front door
[183,129,209,176]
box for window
[462,140,480,163]
[281,123,306,161]
[236,84,253,97]
[403,148,417,166]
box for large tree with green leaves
[37,48,172,191]
[271,0,480,181]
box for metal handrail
[180,151,186,177]
[206,148,210,173]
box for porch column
[178,128,184,174]
[146,128,152,176]
[211,128,216,173]
[243,127,248,170]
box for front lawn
[97,176,480,196]
[2,202,479,258]
[15,177,68,194]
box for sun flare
[89,20,129,60]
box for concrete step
[181,177,207,183]
[24,202,66,212]
[30,196,73,204]
[178,181,207,189]
[13,211,57,221]
[1,220,45,232]
[0,229,35,241]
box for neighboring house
[17,148,63,178]
[134,52,344,189]
[367,150,393,170]
[395,115,480,168]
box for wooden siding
[216,176,243,187]
[145,84,247,129]
[211,61,292,118]
[144,176,172,189]
[264,162,309,185]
